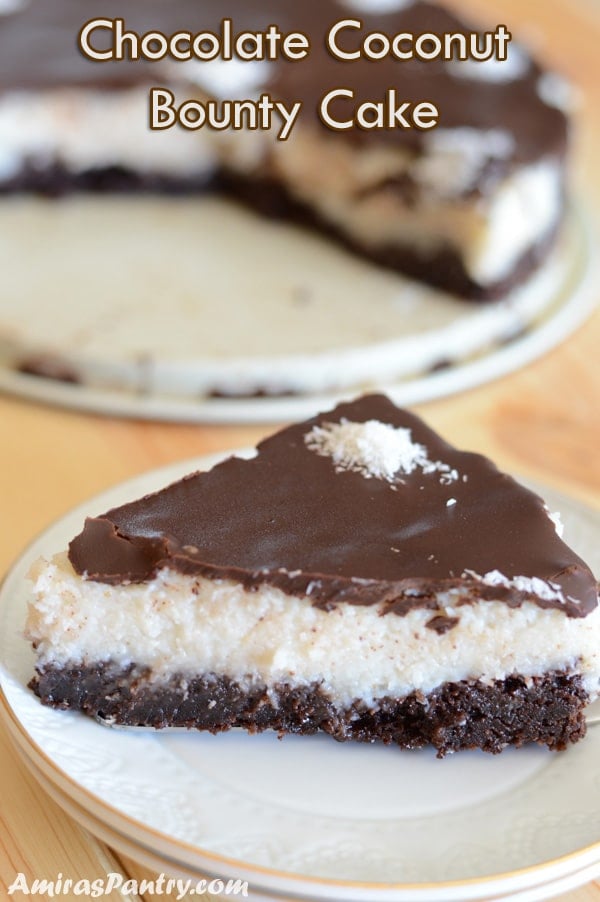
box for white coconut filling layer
[272,127,563,286]
[467,160,562,283]
[0,87,562,288]
[0,88,225,182]
[27,555,600,708]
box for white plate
[0,199,596,424]
[1,453,599,902]
[8,730,600,902]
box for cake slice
[27,395,599,755]
[0,0,570,300]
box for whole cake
[0,0,570,299]
[27,395,599,755]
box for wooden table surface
[1,0,599,898]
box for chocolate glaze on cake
[69,395,597,617]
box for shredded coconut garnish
[537,72,577,113]
[545,507,564,538]
[447,45,529,84]
[463,569,566,604]
[304,419,459,485]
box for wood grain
[0,726,141,899]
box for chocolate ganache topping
[69,395,597,618]
[0,0,567,177]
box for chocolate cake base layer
[0,164,561,302]
[30,666,587,756]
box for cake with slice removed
[26,395,599,755]
[0,0,571,300]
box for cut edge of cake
[25,394,600,756]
